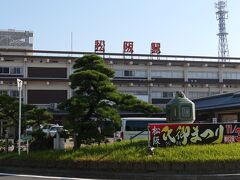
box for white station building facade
[1,29,240,136]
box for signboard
[95,40,105,53]
[151,42,161,54]
[148,123,240,147]
[21,135,32,141]
[0,30,33,49]
[123,41,134,53]
[92,41,162,55]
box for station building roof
[193,91,240,111]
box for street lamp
[17,78,23,155]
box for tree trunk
[73,133,81,150]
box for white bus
[120,117,166,140]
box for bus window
[120,117,166,140]
[125,120,165,131]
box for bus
[119,117,166,140]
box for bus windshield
[125,120,165,131]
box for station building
[1,29,240,136]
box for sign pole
[17,79,23,156]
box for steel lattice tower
[215,0,229,60]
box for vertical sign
[17,78,23,155]
[151,42,161,54]
[95,40,105,53]
[123,41,134,54]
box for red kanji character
[95,40,105,52]
[123,41,134,53]
[151,42,161,54]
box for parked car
[41,124,57,134]
[26,124,43,134]
[42,124,68,137]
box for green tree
[25,108,53,130]
[0,94,19,138]
[60,54,162,149]
[25,108,53,151]
[0,94,52,138]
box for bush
[29,137,53,151]
[29,130,53,151]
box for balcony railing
[1,48,240,63]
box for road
[2,172,240,180]
[0,173,99,180]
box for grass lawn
[1,140,240,163]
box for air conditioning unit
[49,103,59,111]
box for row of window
[0,88,222,104]
[151,91,174,98]
[188,71,218,79]
[122,91,147,95]
[115,70,240,80]
[115,70,147,78]
[188,91,218,99]
[0,67,22,75]
[122,91,175,99]
[151,71,183,78]
[222,72,240,80]
[122,90,220,101]
[0,90,22,97]
[2,67,240,81]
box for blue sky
[2,0,240,57]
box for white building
[1,29,240,137]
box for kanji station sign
[151,42,161,54]
[94,40,161,55]
[148,123,240,147]
[95,40,105,53]
[123,41,134,53]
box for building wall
[0,51,240,110]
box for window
[124,70,134,77]
[126,120,164,131]
[207,72,218,79]
[172,71,183,78]
[0,67,23,75]
[163,92,174,98]
[0,67,9,74]
[188,71,218,79]
[115,70,123,77]
[135,70,147,77]
[10,67,22,75]
[9,90,19,97]
[0,90,7,95]
[161,71,172,78]
[151,70,183,78]
[122,91,147,95]
[188,91,209,99]
[223,72,240,80]
[152,92,162,98]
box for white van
[120,117,166,140]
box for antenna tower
[215,0,229,60]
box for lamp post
[17,78,23,156]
